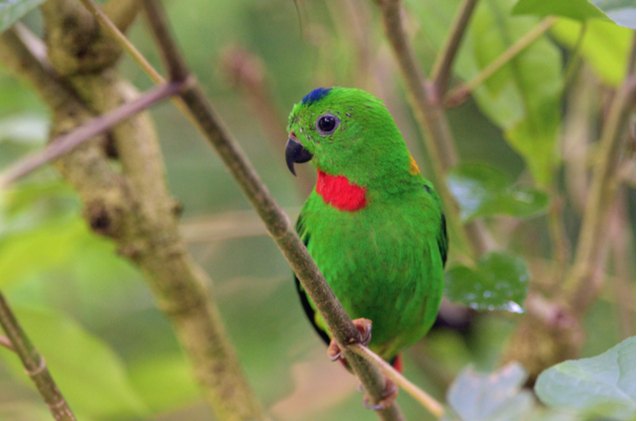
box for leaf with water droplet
[447,163,549,221]
[445,252,529,312]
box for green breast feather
[287,87,448,362]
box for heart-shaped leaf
[535,336,636,420]
[513,0,635,29]
[445,252,529,312]
[592,0,635,29]
[446,363,534,421]
[448,163,548,222]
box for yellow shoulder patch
[409,154,421,175]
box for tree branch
[2,4,267,419]
[142,0,404,418]
[0,335,14,351]
[503,40,636,381]
[0,294,76,421]
[351,344,444,418]
[430,0,479,95]
[445,17,556,107]
[78,0,164,84]
[0,81,185,188]
[563,42,636,310]
[375,0,493,257]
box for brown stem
[0,335,14,351]
[375,0,493,257]
[0,294,76,421]
[563,43,636,311]
[445,17,556,107]
[0,81,185,188]
[430,0,479,95]
[142,1,404,418]
[3,6,267,420]
[503,40,636,380]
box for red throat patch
[316,170,367,211]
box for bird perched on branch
[285,87,447,408]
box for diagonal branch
[430,0,479,95]
[142,0,404,418]
[3,4,268,419]
[375,0,493,257]
[445,17,556,107]
[351,344,444,418]
[0,294,76,421]
[563,42,636,310]
[0,81,186,188]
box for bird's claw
[363,379,398,411]
[326,318,372,362]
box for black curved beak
[285,135,313,176]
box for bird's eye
[316,114,339,135]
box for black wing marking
[424,184,448,268]
[294,214,331,345]
[438,213,448,267]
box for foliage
[0,0,634,420]
[445,363,534,421]
[448,163,548,221]
[445,252,529,312]
[535,336,636,420]
[513,0,636,29]
[0,0,45,33]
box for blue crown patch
[301,87,332,105]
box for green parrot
[285,87,447,400]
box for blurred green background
[0,0,634,420]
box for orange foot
[326,318,372,362]
[364,379,398,411]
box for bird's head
[285,87,416,187]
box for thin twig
[445,17,556,107]
[0,294,76,421]
[375,0,492,257]
[142,1,404,418]
[0,335,14,351]
[351,344,445,418]
[78,0,164,84]
[563,42,636,310]
[430,0,479,95]
[0,81,185,188]
[3,7,267,421]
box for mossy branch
[563,43,636,310]
[0,294,76,421]
[1,3,266,419]
[0,81,184,188]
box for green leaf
[448,163,549,221]
[445,252,529,312]
[0,181,88,288]
[446,363,534,421]
[409,0,563,187]
[0,114,48,145]
[513,0,635,29]
[0,0,45,33]
[552,18,633,86]
[1,306,149,419]
[469,0,563,187]
[535,337,636,420]
[592,0,636,28]
[128,354,200,413]
[512,0,613,23]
